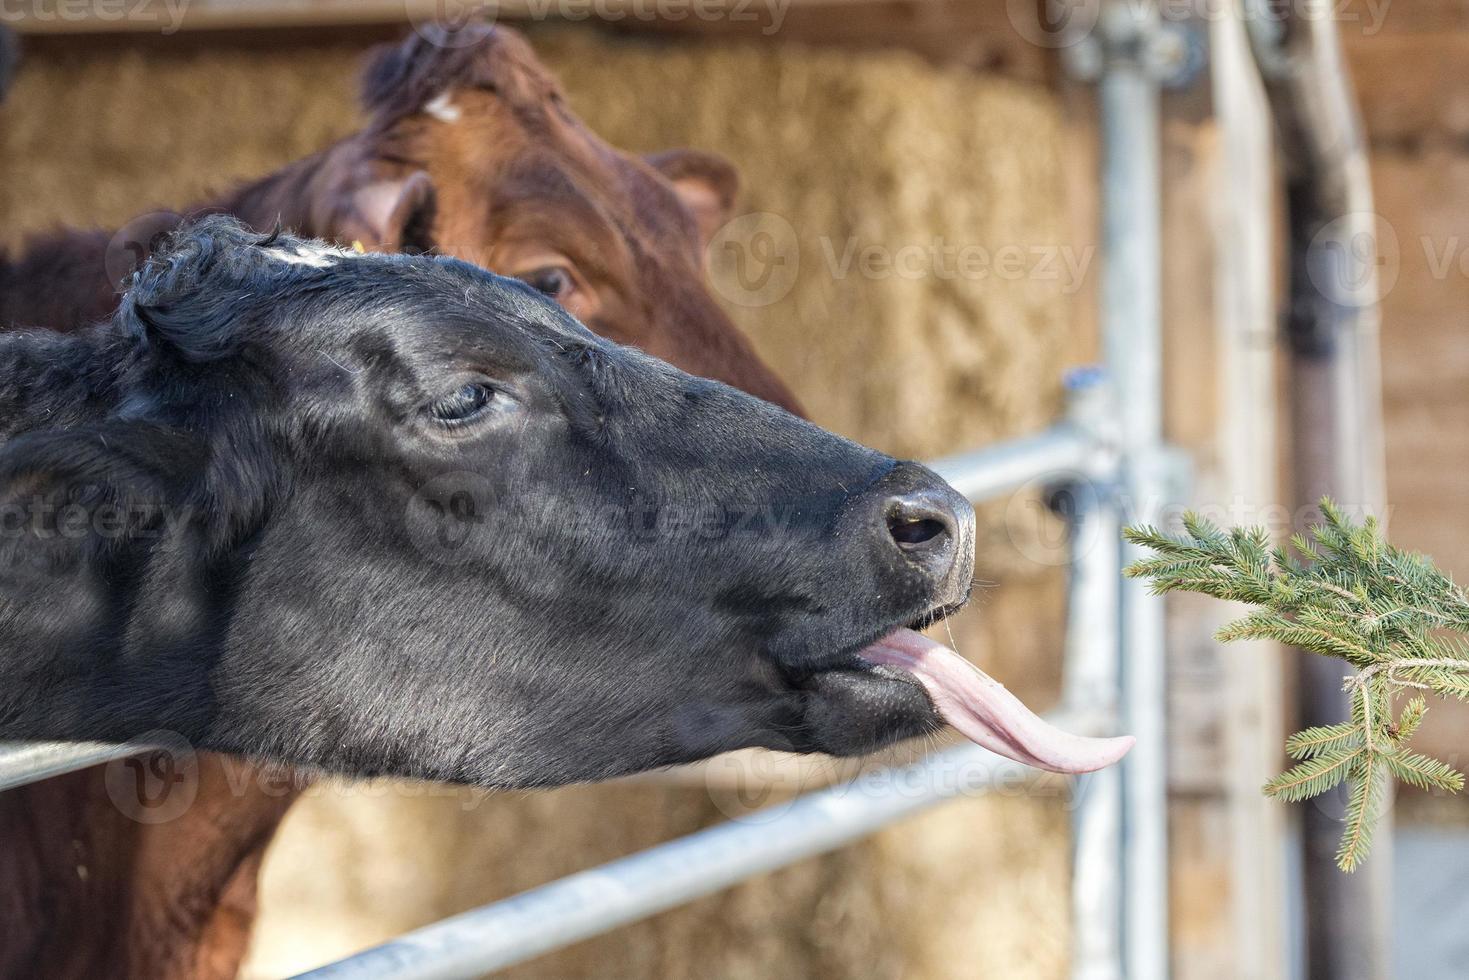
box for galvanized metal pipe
[1097,3,1171,977]
[290,730,1099,980]
[928,425,1102,504]
[1062,468,1124,980]
[0,741,136,792]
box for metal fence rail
[0,740,136,792]
[293,738,1066,980]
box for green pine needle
[1264,748,1362,802]
[1284,724,1359,760]
[1336,754,1386,873]
[1124,497,1469,872]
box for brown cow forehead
[479,28,564,108]
[362,26,565,128]
[436,27,565,115]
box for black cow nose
[865,464,975,610]
[885,491,958,554]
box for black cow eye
[429,383,497,426]
[518,266,573,299]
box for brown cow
[0,25,801,979]
[0,27,797,413]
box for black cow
[0,218,1129,787]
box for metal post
[1060,373,1125,980]
[1096,3,1171,977]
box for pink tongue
[861,629,1134,774]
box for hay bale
[2,26,1079,980]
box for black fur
[0,26,15,104]
[0,217,971,787]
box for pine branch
[1337,754,1385,873]
[1264,748,1362,801]
[1124,497,1469,871]
[1284,723,1359,759]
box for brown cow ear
[646,149,740,249]
[330,170,438,254]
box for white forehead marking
[265,242,361,268]
[425,91,462,123]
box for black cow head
[0,218,990,787]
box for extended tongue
[861,629,1134,774]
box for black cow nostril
[887,515,947,548]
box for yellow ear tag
[351,241,366,254]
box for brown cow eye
[518,266,573,299]
[429,383,497,426]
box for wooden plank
[599,0,1054,79]
[1246,2,1393,976]
[1344,34,1469,145]
[1207,9,1289,975]
[3,0,1055,79]
[1148,5,1288,976]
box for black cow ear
[0,424,202,586]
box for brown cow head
[312,25,800,415]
